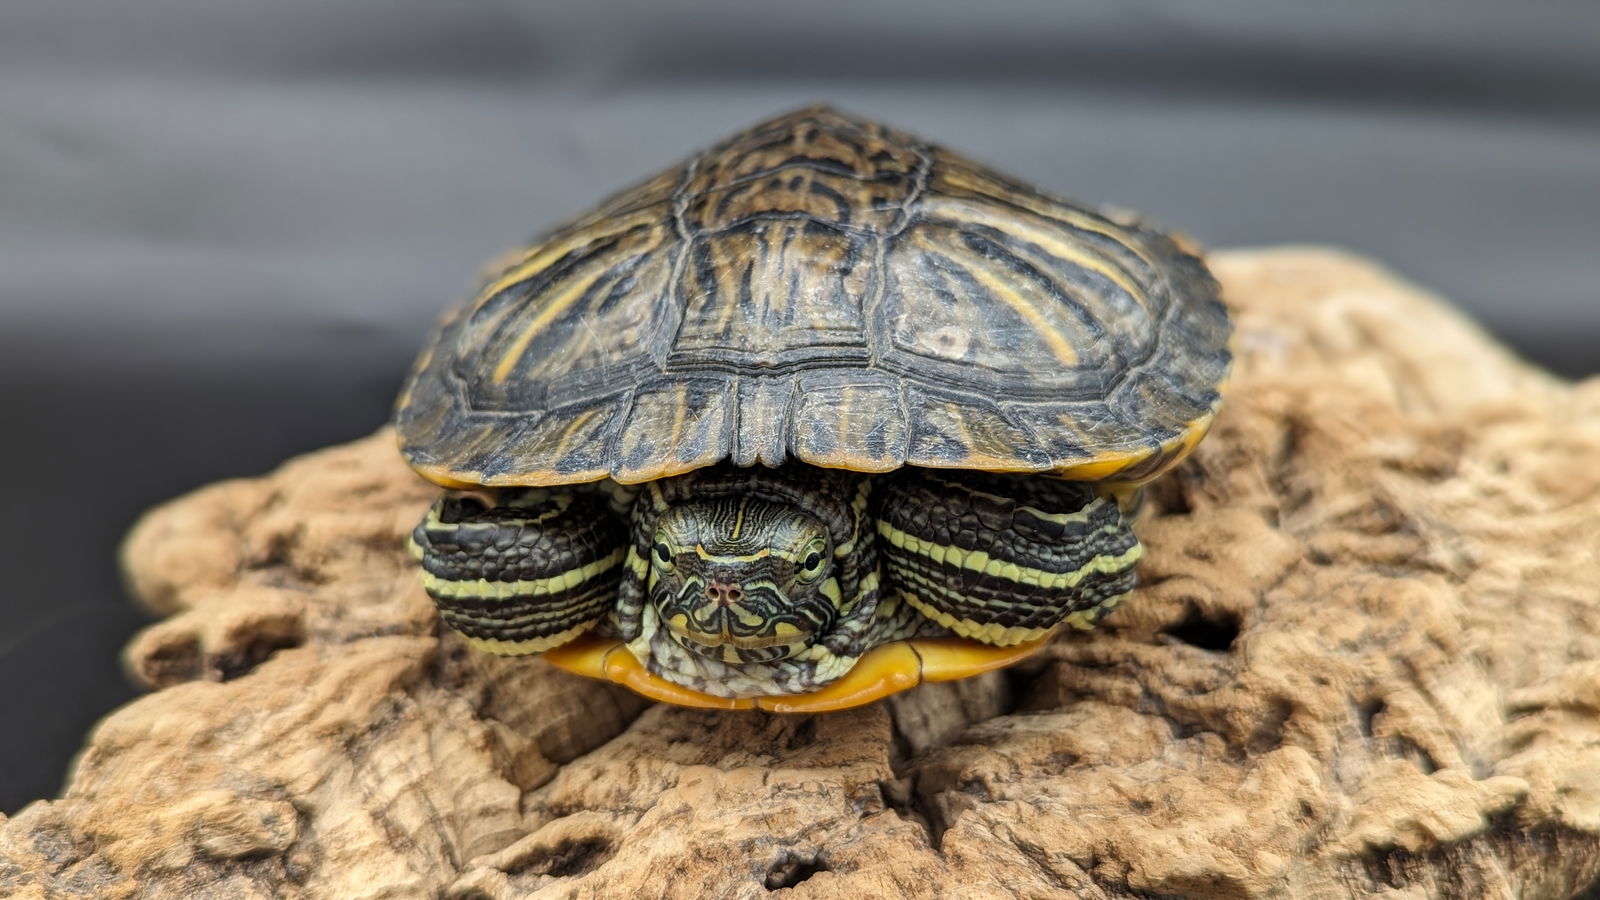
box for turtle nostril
[705,581,744,604]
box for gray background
[2,0,1597,814]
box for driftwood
[3,248,1598,899]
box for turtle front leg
[873,471,1142,646]
[409,488,628,654]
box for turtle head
[647,498,839,663]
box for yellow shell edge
[542,632,1056,713]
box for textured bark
[4,248,1599,899]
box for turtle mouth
[653,577,820,661]
[659,612,815,664]
[661,617,806,651]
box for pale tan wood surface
[3,248,1597,898]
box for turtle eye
[652,541,676,572]
[796,538,829,583]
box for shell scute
[788,373,909,472]
[395,106,1231,487]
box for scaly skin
[413,464,1140,700]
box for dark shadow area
[0,343,403,813]
[765,853,828,891]
[515,836,615,879]
[1162,606,1241,653]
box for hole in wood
[764,853,827,890]
[1161,605,1240,652]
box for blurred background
[1,0,1596,814]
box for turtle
[395,106,1231,712]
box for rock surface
[4,248,1599,899]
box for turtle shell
[396,106,1231,488]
